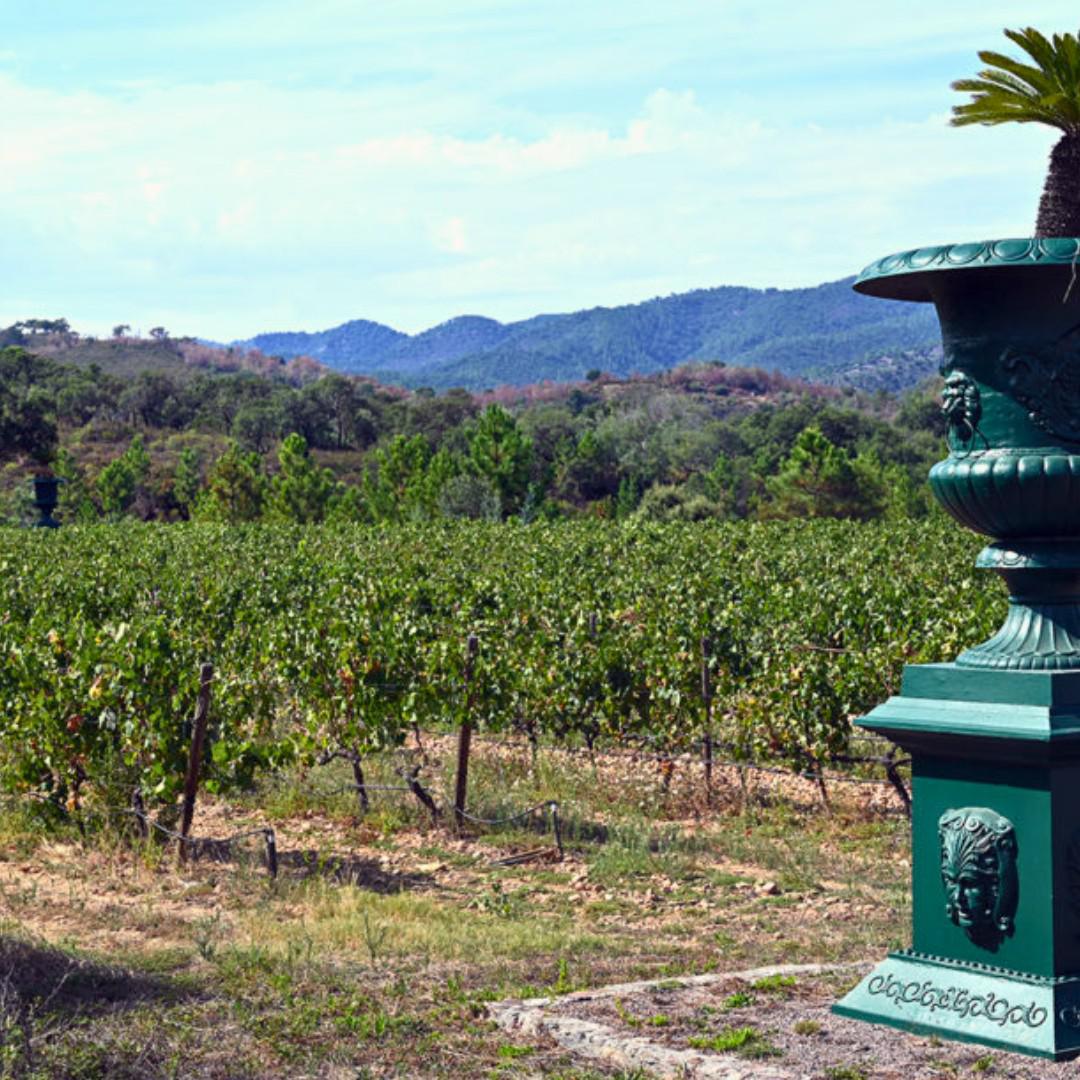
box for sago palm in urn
[853,27,1080,670]
[951,26,1080,237]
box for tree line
[0,343,948,526]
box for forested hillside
[232,278,941,392]
[0,319,947,529]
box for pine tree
[468,406,533,516]
[194,441,266,523]
[763,427,887,521]
[172,448,202,519]
[265,433,339,523]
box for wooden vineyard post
[351,755,370,814]
[179,663,214,861]
[131,787,149,840]
[453,634,479,830]
[701,636,713,807]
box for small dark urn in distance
[31,474,61,529]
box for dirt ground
[0,735,917,1078]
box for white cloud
[0,53,1061,338]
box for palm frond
[976,50,1055,97]
[1053,32,1079,72]
[950,82,1056,115]
[1005,27,1057,72]
[950,92,1062,129]
[953,27,1080,134]
[973,69,1047,101]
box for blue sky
[2,1,1078,339]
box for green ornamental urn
[31,474,61,529]
[833,237,1080,1058]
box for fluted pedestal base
[956,543,1080,671]
[958,600,1080,670]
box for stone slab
[490,962,857,1080]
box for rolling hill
[232,277,941,392]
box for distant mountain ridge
[232,278,942,392]
[245,319,407,366]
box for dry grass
[0,737,910,1078]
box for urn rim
[854,237,1080,302]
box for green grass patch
[721,990,754,1009]
[688,1025,782,1058]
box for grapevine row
[0,518,999,812]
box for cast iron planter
[31,474,61,529]
[834,238,1080,1058]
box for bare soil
[0,735,913,1077]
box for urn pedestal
[833,238,1080,1059]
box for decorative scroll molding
[866,973,1047,1029]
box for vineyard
[0,518,1000,823]
[0,516,1012,1078]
